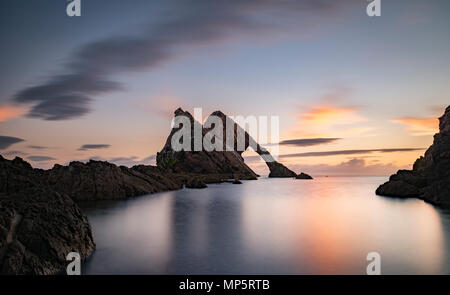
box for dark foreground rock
[0,156,95,274]
[46,161,183,202]
[157,108,296,178]
[0,107,309,274]
[296,172,313,180]
[376,106,450,206]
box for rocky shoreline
[376,106,450,206]
[1,108,309,274]
[6,105,449,274]
[0,156,95,274]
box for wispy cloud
[78,144,111,151]
[0,136,25,149]
[290,157,408,176]
[288,88,370,138]
[300,105,365,126]
[279,148,425,158]
[244,148,425,161]
[109,155,156,167]
[2,150,27,157]
[27,155,56,162]
[68,154,156,167]
[393,117,438,136]
[279,138,341,147]
[11,0,356,120]
[27,145,48,150]
[0,105,26,122]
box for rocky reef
[376,106,450,206]
[157,108,297,178]
[0,108,306,274]
[45,161,183,202]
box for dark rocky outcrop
[45,161,183,202]
[267,162,296,178]
[0,156,95,274]
[296,172,313,180]
[376,106,450,206]
[0,108,305,274]
[157,108,296,178]
[209,110,296,178]
[185,177,207,189]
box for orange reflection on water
[241,177,445,274]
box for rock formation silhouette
[376,105,450,206]
[157,108,297,178]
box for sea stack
[157,108,297,179]
[296,172,313,180]
[376,105,450,206]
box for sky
[0,0,449,176]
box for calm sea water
[80,177,450,274]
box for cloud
[141,154,157,163]
[279,148,425,158]
[27,145,48,150]
[27,155,56,162]
[300,105,364,126]
[109,155,156,167]
[2,150,27,157]
[290,157,407,176]
[11,0,356,120]
[67,154,156,167]
[0,136,25,149]
[244,148,425,161]
[279,138,341,147]
[0,105,26,122]
[393,117,438,136]
[288,88,370,138]
[78,144,111,151]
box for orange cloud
[300,105,365,125]
[0,105,25,122]
[393,117,438,136]
[288,104,368,138]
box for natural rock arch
[157,108,297,178]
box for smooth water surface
[81,177,450,274]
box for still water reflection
[81,177,450,274]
